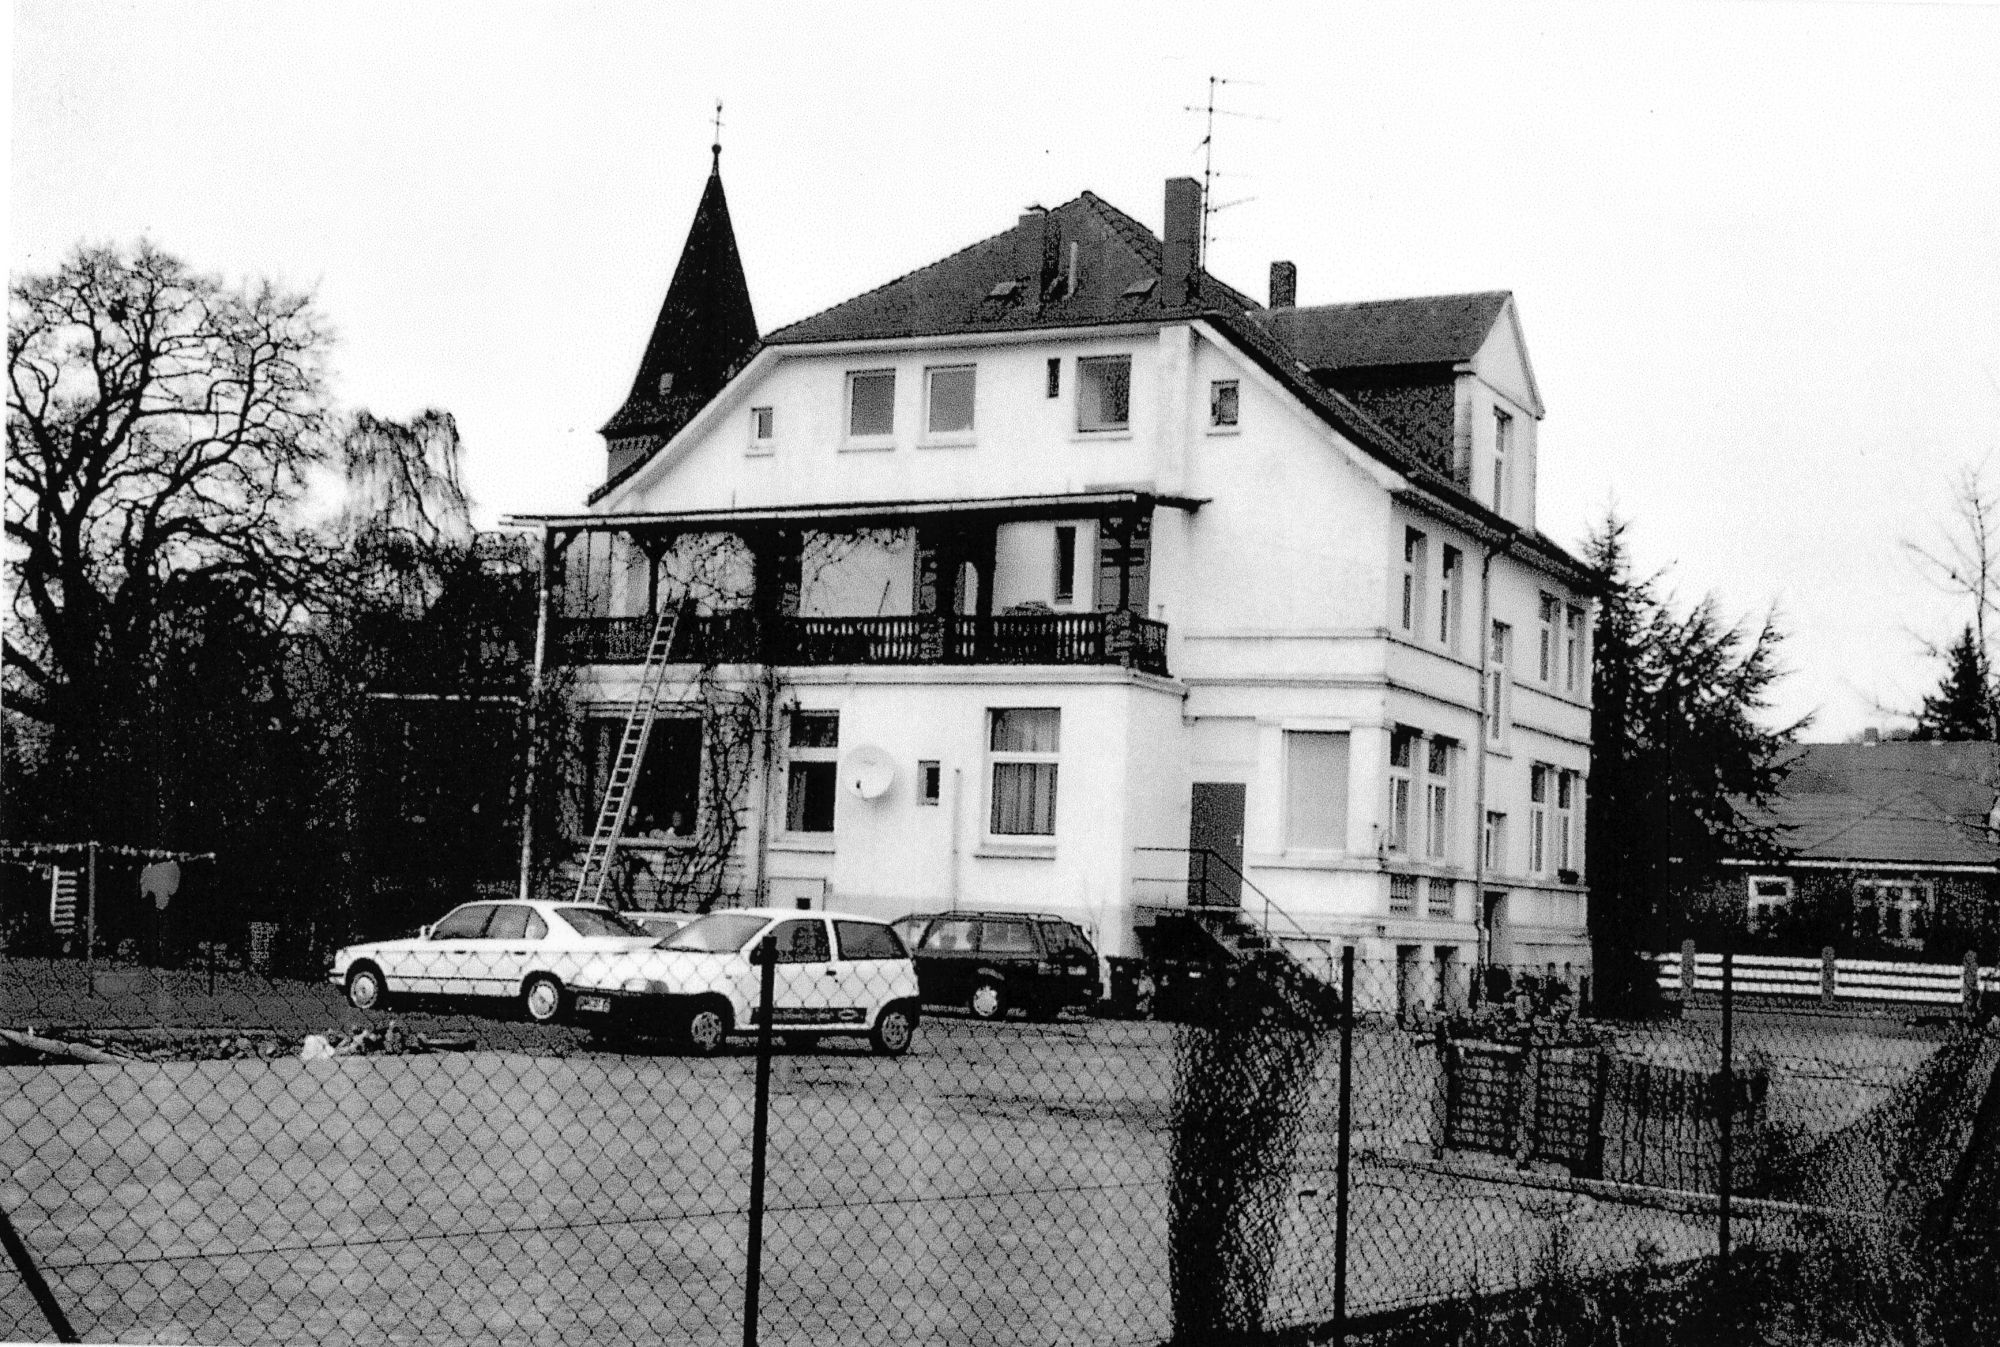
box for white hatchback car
[329,899,662,1024]
[569,907,921,1056]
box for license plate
[577,995,611,1014]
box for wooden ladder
[572,602,686,907]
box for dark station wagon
[893,910,1101,1021]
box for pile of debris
[0,1023,474,1065]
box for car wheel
[969,980,1006,1021]
[681,1001,732,1056]
[783,1033,821,1052]
[871,1003,916,1056]
[522,975,565,1025]
[347,964,388,1012]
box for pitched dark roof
[764,193,1258,345]
[1255,292,1512,371]
[1749,741,2000,867]
[601,151,761,441]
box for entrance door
[1188,782,1246,908]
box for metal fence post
[0,1204,78,1343]
[1334,945,1354,1343]
[1717,949,1734,1296]
[743,935,777,1347]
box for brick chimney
[1269,261,1297,309]
[1161,177,1202,304]
[1016,207,1052,295]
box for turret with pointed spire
[600,139,760,487]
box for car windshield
[555,907,647,938]
[661,912,771,953]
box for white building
[509,156,1596,1005]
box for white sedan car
[569,907,921,1056]
[329,899,662,1024]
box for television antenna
[1184,76,1270,271]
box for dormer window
[1493,409,1514,514]
[847,370,896,440]
[1077,355,1131,432]
[657,373,675,397]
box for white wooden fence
[1652,945,2000,1011]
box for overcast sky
[10,0,1998,740]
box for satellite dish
[843,745,896,800]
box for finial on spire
[711,99,724,167]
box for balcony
[552,610,1169,677]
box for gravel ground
[0,962,1945,1345]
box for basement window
[1076,355,1131,432]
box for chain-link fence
[5,937,1998,1344]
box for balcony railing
[552,611,1169,676]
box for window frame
[1486,622,1512,749]
[1386,728,1416,855]
[1492,408,1514,514]
[1285,729,1352,852]
[1529,764,1550,875]
[1746,875,1794,936]
[783,709,840,835]
[988,707,1061,839]
[922,363,977,443]
[747,405,776,455]
[1208,378,1240,431]
[1538,594,1560,683]
[1053,525,1079,604]
[1439,546,1462,653]
[1564,605,1588,695]
[1076,354,1133,433]
[1400,528,1427,636]
[1423,738,1455,862]
[845,368,897,446]
[1555,771,1577,874]
[918,760,942,807]
[1483,811,1506,873]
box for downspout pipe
[517,526,557,902]
[1471,526,1519,993]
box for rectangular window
[1747,875,1793,935]
[1492,409,1513,513]
[1046,357,1061,398]
[1400,528,1427,635]
[751,406,775,444]
[1389,875,1418,916]
[1427,878,1455,920]
[1529,764,1550,874]
[1053,526,1078,603]
[586,715,701,838]
[784,710,840,833]
[925,365,976,436]
[1424,738,1454,861]
[1857,879,1930,949]
[1077,355,1132,431]
[1285,730,1351,850]
[1439,546,1462,652]
[1386,728,1416,854]
[1565,605,1588,694]
[990,708,1060,836]
[847,369,896,438]
[1209,379,1239,428]
[919,760,941,806]
[1483,811,1506,873]
[1486,622,1511,747]
[1555,771,1576,873]
[1539,594,1560,683]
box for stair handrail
[1132,844,1338,983]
